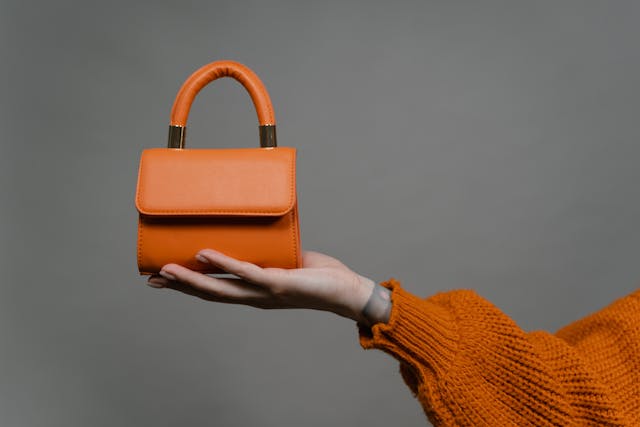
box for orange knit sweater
[359,279,640,426]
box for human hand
[146,249,392,326]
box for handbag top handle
[167,60,277,149]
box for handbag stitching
[137,147,299,271]
[137,215,144,272]
[289,206,299,268]
[226,65,274,123]
[136,148,295,215]
[137,213,299,272]
[288,155,298,268]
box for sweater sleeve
[358,279,640,427]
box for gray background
[2,1,640,426]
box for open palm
[147,249,376,323]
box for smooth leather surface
[136,147,300,274]
[170,60,275,127]
[137,204,300,274]
[137,60,300,274]
[136,147,296,216]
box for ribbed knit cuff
[358,279,459,381]
[358,280,640,426]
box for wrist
[347,276,392,326]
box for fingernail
[195,253,209,264]
[147,282,164,289]
[159,270,176,281]
[147,277,166,288]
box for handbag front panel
[137,204,301,274]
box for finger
[300,250,346,269]
[165,280,293,309]
[160,263,270,302]
[147,270,239,302]
[196,249,292,287]
[147,275,169,288]
[162,279,229,303]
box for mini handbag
[135,60,301,274]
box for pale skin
[147,249,392,327]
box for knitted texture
[359,279,640,426]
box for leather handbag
[135,60,301,274]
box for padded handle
[170,60,276,127]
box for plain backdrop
[2,1,640,426]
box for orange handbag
[135,60,302,274]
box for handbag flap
[136,147,296,217]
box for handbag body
[135,60,301,274]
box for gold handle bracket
[259,125,277,148]
[168,125,186,148]
[167,124,277,148]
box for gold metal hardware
[168,124,276,148]
[259,125,277,147]
[167,125,186,148]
